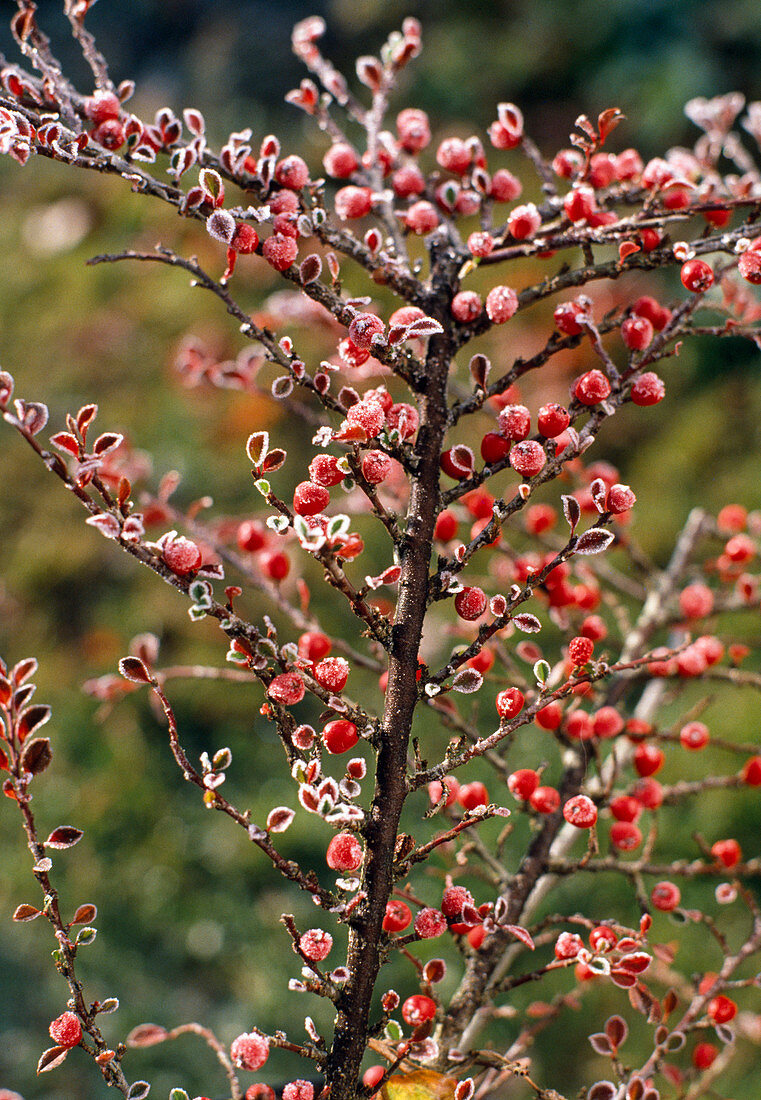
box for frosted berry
[573,369,611,406]
[334,186,373,219]
[485,285,519,324]
[346,400,386,438]
[498,404,531,441]
[322,719,359,754]
[392,164,426,198]
[323,142,359,178]
[621,315,654,350]
[326,832,363,871]
[529,786,560,814]
[84,90,121,124]
[455,586,488,621]
[309,454,346,487]
[679,721,709,751]
[509,440,546,477]
[231,1032,270,1071]
[348,313,385,350]
[489,168,522,202]
[630,371,665,406]
[458,781,488,810]
[467,231,494,257]
[275,155,309,190]
[651,881,680,911]
[634,743,664,777]
[402,994,437,1026]
[361,450,392,484]
[414,907,447,939]
[554,931,584,959]
[451,291,483,323]
[589,925,618,952]
[387,402,419,438]
[681,258,714,292]
[263,234,298,271]
[436,137,471,175]
[404,201,439,234]
[508,768,539,800]
[738,249,761,284]
[162,535,203,576]
[299,928,333,961]
[610,821,642,850]
[268,672,305,705]
[568,636,594,667]
[606,483,636,514]
[269,189,299,214]
[489,103,523,148]
[554,299,590,335]
[563,794,597,828]
[396,108,431,152]
[293,481,330,516]
[282,1082,314,1100]
[508,203,541,240]
[93,119,125,149]
[230,223,260,253]
[537,403,570,437]
[383,900,412,932]
[724,533,755,562]
[314,656,349,692]
[564,184,596,222]
[49,1011,82,1048]
[711,838,741,868]
[441,884,475,920]
[496,687,525,720]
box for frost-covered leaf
[575,527,615,555]
[604,1014,628,1048]
[14,399,48,435]
[590,477,608,512]
[126,1081,151,1099]
[504,924,535,950]
[17,704,50,741]
[587,1083,616,1100]
[267,806,295,833]
[299,254,322,283]
[562,494,581,532]
[406,316,444,338]
[13,903,40,921]
[246,431,269,467]
[126,1023,169,1048]
[118,657,152,684]
[451,669,483,694]
[37,1045,69,1073]
[206,209,235,243]
[513,613,541,633]
[20,736,52,775]
[85,512,121,539]
[72,903,97,925]
[588,1033,612,1056]
[45,825,83,850]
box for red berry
[309,454,346,487]
[402,994,437,1026]
[162,535,203,576]
[455,586,488,621]
[231,1032,270,1071]
[298,631,331,662]
[632,295,671,330]
[467,231,494,257]
[458,781,489,810]
[414,907,447,938]
[606,483,636,514]
[564,184,597,222]
[434,510,458,541]
[93,118,124,149]
[651,881,680,911]
[508,768,539,800]
[581,615,607,641]
[396,108,431,152]
[322,719,359,754]
[335,185,374,219]
[84,90,121,124]
[738,249,761,284]
[326,832,363,871]
[610,794,642,823]
[263,234,298,271]
[574,369,611,406]
[392,164,426,198]
[451,291,483,323]
[508,203,541,240]
[610,821,642,850]
[525,503,557,534]
[568,636,594,667]
[323,142,359,178]
[361,450,392,484]
[630,371,665,405]
[383,900,412,932]
[404,200,439,234]
[49,1011,82,1048]
[313,657,349,693]
[589,925,618,952]
[509,440,546,478]
[436,137,472,174]
[387,403,419,439]
[275,155,309,190]
[529,785,560,814]
[230,223,260,253]
[692,1042,718,1070]
[485,284,519,324]
[621,315,654,351]
[554,299,590,335]
[707,994,737,1023]
[346,400,386,438]
[537,403,570,437]
[489,168,522,202]
[488,103,523,149]
[742,756,761,786]
[634,743,664,777]
[480,431,511,464]
[593,706,624,739]
[498,404,531,441]
[441,884,475,919]
[681,258,714,292]
[724,533,756,563]
[428,776,460,806]
[299,928,333,961]
[563,794,597,828]
[565,711,594,741]
[711,838,741,868]
[283,1082,314,1100]
[259,549,290,581]
[293,481,330,516]
[268,672,305,705]
[237,519,267,552]
[496,687,525,720]
[554,931,584,959]
[679,720,709,751]
[535,701,563,730]
[348,313,385,350]
[632,777,663,809]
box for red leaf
[13,903,41,921]
[598,108,626,144]
[92,432,124,456]
[50,432,80,456]
[20,736,52,776]
[72,903,98,925]
[45,825,83,850]
[11,657,38,686]
[17,705,51,743]
[261,448,286,473]
[504,924,535,950]
[513,613,542,633]
[37,1045,69,1073]
[126,1023,169,1048]
[118,657,153,684]
[575,527,615,555]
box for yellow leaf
[382,1070,458,1100]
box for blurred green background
[1,1,761,1098]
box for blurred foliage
[0,2,760,1099]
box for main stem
[326,245,458,1100]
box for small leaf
[598,107,626,143]
[118,657,152,684]
[262,448,286,473]
[85,512,121,539]
[16,704,51,742]
[562,494,581,532]
[604,1014,628,1048]
[37,1045,69,1074]
[20,737,52,776]
[406,316,444,338]
[72,903,97,925]
[98,997,120,1015]
[0,370,15,407]
[266,806,295,832]
[382,1070,458,1100]
[13,903,41,921]
[169,1090,190,1100]
[452,669,483,694]
[469,354,491,388]
[75,926,97,946]
[50,431,80,456]
[127,1081,151,1099]
[590,478,608,512]
[45,825,83,850]
[533,660,550,685]
[14,399,49,435]
[246,431,269,467]
[272,375,294,399]
[92,432,124,456]
[254,478,271,497]
[513,613,541,633]
[664,1031,685,1051]
[575,527,615,555]
[715,1023,735,1045]
[589,1033,612,1056]
[126,1023,169,1048]
[504,924,535,950]
[587,1084,616,1100]
[299,254,322,283]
